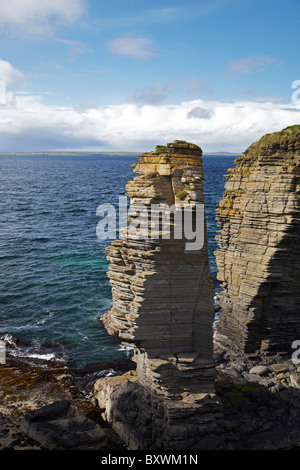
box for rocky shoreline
[2,329,300,450]
[214,333,300,450]
[0,350,134,450]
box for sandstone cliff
[93,132,300,451]
[102,141,215,365]
[96,141,222,449]
[215,125,300,355]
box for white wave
[7,346,56,361]
[0,333,66,363]
[118,343,134,357]
[24,352,56,361]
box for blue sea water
[0,153,236,367]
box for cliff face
[215,126,300,355]
[102,141,215,373]
[96,141,222,449]
[93,133,300,451]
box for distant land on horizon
[0,151,242,156]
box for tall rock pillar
[94,141,222,450]
[215,126,300,356]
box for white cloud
[187,106,214,119]
[98,1,235,29]
[55,38,90,58]
[133,80,171,105]
[0,58,28,89]
[106,35,156,60]
[227,56,277,75]
[97,7,182,29]
[0,94,299,153]
[0,0,87,36]
[133,77,210,105]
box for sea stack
[215,126,300,356]
[94,141,222,450]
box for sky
[0,0,299,153]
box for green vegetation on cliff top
[246,125,300,153]
[259,125,300,142]
[235,125,300,163]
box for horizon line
[0,150,242,156]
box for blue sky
[0,0,299,152]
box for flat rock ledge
[20,399,107,450]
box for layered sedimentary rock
[96,141,222,449]
[93,133,300,450]
[102,141,214,367]
[215,126,300,355]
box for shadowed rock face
[215,126,300,355]
[20,400,107,450]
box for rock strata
[215,126,300,356]
[96,141,222,449]
[93,133,300,450]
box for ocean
[0,153,236,367]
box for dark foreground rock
[92,337,300,450]
[213,335,300,450]
[20,400,106,450]
[0,353,132,450]
[2,338,300,450]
